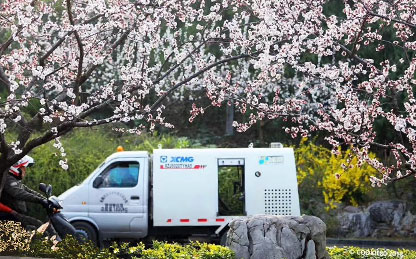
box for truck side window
[99,161,140,188]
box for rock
[305,240,316,259]
[392,203,406,229]
[302,215,327,258]
[368,201,406,224]
[338,212,373,237]
[401,211,416,231]
[226,215,329,259]
[343,206,361,213]
[228,218,250,259]
[281,227,302,259]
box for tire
[71,221,98,246]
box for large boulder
[368,201,406,225]
[226,215,329,259]
[337,211,373,237]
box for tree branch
[338,44,382,74]
[150,52,256,111]
[0,133,8,157]
[0,35,13,57]
[77,28,132,87]
[154,41,206,84]
[66,0,84,104]
[391,167,416,182]
[0,66,10,91]
[363,6,416,29]
[39,14,104,67]
[20,121,75,156]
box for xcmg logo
[170,156,194,162]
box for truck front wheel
[71,221,98,246]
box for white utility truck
[58,145,300,245]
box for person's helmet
[9,155,35,179]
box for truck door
[88,158,147,235]
[217,158,246,216]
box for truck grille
[264,189,292,215]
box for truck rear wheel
[71,221,98,246]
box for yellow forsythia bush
[295,138,377,210]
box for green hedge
[327,246,416,259]
[0,221,235,259]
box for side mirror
[39,183,47,193]
[46,184,52,197]
[93,176,103,188]
[39,183,52,197]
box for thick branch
[21,121,75,156]
[0,133,8,156]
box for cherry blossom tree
[0,0,415,196]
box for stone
[281,227,302,259]
[368,200,406,224]
[343,205,361,213]
[226,215,329,259]
[338,212,373,237]
[401,211,416,231]
[228,218,250,259]
[302,215,327,258]
[305,240,316,259]
[392,203,406,229]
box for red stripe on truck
[180,219,190,223]
[198,219,207,222]
[216,218,225,222]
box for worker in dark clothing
[0,155,56,234]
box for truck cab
[58,151,149,243]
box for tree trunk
[0,168,8,200]
[225,100,234,136]
[258,120,265,144]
